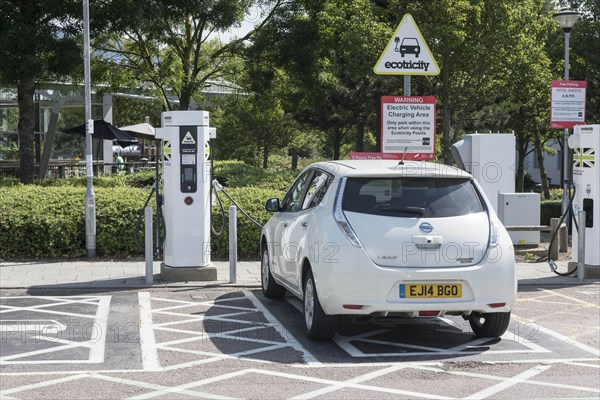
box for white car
[261,160,516,340]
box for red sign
[381,96,436,161]
[550,80,587,129]
[349,152,403,160]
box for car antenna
[398,147,408,166]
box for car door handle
[301,222,308,228]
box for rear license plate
[399,284,462,299]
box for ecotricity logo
[385,36,431,71]
[384,60,431,72]
[374,14,439,76]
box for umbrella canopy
[64,119,139,148]
[119,122,156,141]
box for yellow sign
[374,14,440,76]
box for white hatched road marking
[512,313,600,357]
[245,290,321,365]
[1,290,599,399]
[136,291,320,372]
[290,365,407,399]
[0,295,110,365]
[463,365,551,399]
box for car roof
[310,160,472,179]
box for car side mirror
[265,198,281,212]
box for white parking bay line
[463,364,551,399]
[138,292,160,371]
[290,365,407,400]
[89,296,111,363]
[538,288,600,309]
[512,313,600,357]
[244,290,321,365]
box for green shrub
[30,170,157,189]
[0,186,148,258]
[0,184,284,260]
[213,160,296,191]
[211,187,285,259]
[0,177,20,187]
[541,200,562,225]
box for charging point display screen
[182,167,195,183]
[180,126,198,193]
[583,198,594,228]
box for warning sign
[381,96,436,160]
[374,14,439,76]
[181,131,196,144]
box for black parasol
[64,119,139,148]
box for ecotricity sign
[374,14,439,76]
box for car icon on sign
[395,37,420,58]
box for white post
[577,210,586,282]
[229,206,237,283]
[145,206,153,285]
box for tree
[93,0,290,111]
[214,91,295,168]
[0,0,82,183]
[558,0,600,124]
[246,0,392,159]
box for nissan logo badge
[419,222,433,233]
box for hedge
[0,184,284,260]
[540,200,562,226]
[0,186,147,258]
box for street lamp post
[83,0,96,258]
[553,9,581,222]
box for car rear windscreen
[342,177,484,218]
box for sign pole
[371,13,440,161]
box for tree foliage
[92,0,290,111]
[0,0,82,183]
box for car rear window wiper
[379,206,426,215]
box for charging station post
[568,124,600,278]
[155,111,217,281]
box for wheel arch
[301,258,312,291]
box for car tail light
[419,311,440,317]
[334,178,362,248]
[489,214,500,248]
[488,303,506,308]
[343,305,364,310]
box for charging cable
[212,179,264,229]
[547,180,578,276]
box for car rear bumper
[312,244,517,316]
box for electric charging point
[155,111,217,281]
[568,124,600,278]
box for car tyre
[261,246,285,298]
[303,270,337,340]
[469,311,511,338]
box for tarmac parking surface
[0,285,598,399]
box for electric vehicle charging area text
[568,124,600,276]
[155,111,217,280]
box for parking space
[0,295,111,366]
[260,289,599,365]
[1,287,598,399]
